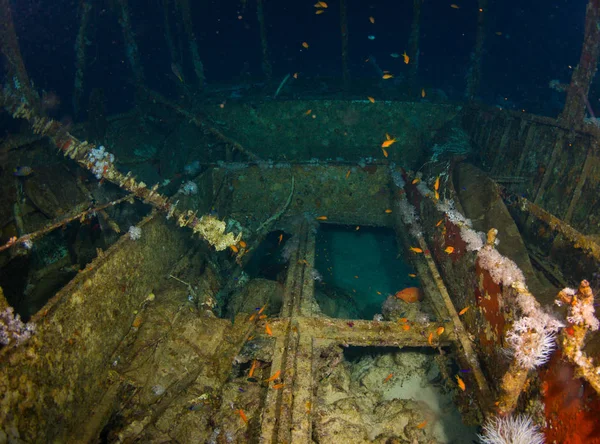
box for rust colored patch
[474,261,505,348]
[540,351,600,443]
[444,220,467,263]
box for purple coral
[0,307,36,347]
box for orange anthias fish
[382,147,389,158]
[402,324,410,331]
[315,9,325,14]
[395,287,421,303]
[402,51,409,64]
[316,216,328,220]
[434,176,440,191]
[293,72,299,79]
[421,88,426,98]
[266,370,281,382]
[382,138,396,148]
[383,373,393,383]
[265,323,273,336]
[367,96,375,103]
[272,383,285,389]
[428,332,434,346]
[450,4,460,9]
[444,246,455,254]
[385,209,392,214]
[315,1,328,7]
[369,16,375,24]
[456,375,466,391]
[305,109,312,115]
[409,247,423,253]
[302,42,309,49]
[417,420,428,429]
[411,178,420,185]
[436,219,444,227]
[382,73,394,80]
[230,245,239,253]
[238,409,248,423]
[458,306,470,316]
[408,273,417,278]
[436,326,445,335]
[249,360,258,377]
[258,303,268,315]
[346,169,351,179]
[278,233,283,245]
[239,240,247,248]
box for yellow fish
[315,9,324,14]
[346,169,351,179]
[316,216,328,220]
[316,1,328,7]
[382,74,394,79]
[302,42,309,49]
[421,88,426,98]
[409,247,423,253]
[408,273,417,278]
[456,375,466,391]
[434,190,440,200]
[444,246,455,254]
[385,209,392,213]
[367,96,375,103]
[402,51,409,64]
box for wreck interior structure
[1,0,600,443]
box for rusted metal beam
[465,0,487,100]
[560,0,600,126]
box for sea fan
[478,414,544,444]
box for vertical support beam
[560,0,600,126]
[340,0,350,88]
[116,0,145,84]
[407,0,422,94]
[0,0,39,109]
[465,0,487,100]
[564,142,595,223]
[73,0,93,119]
[257,0,272,81]
[162,0,179,68]
[179,0,205,88]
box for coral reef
[0,306,36,346]
[192,215,242,251]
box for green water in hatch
[314,225,417,320]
